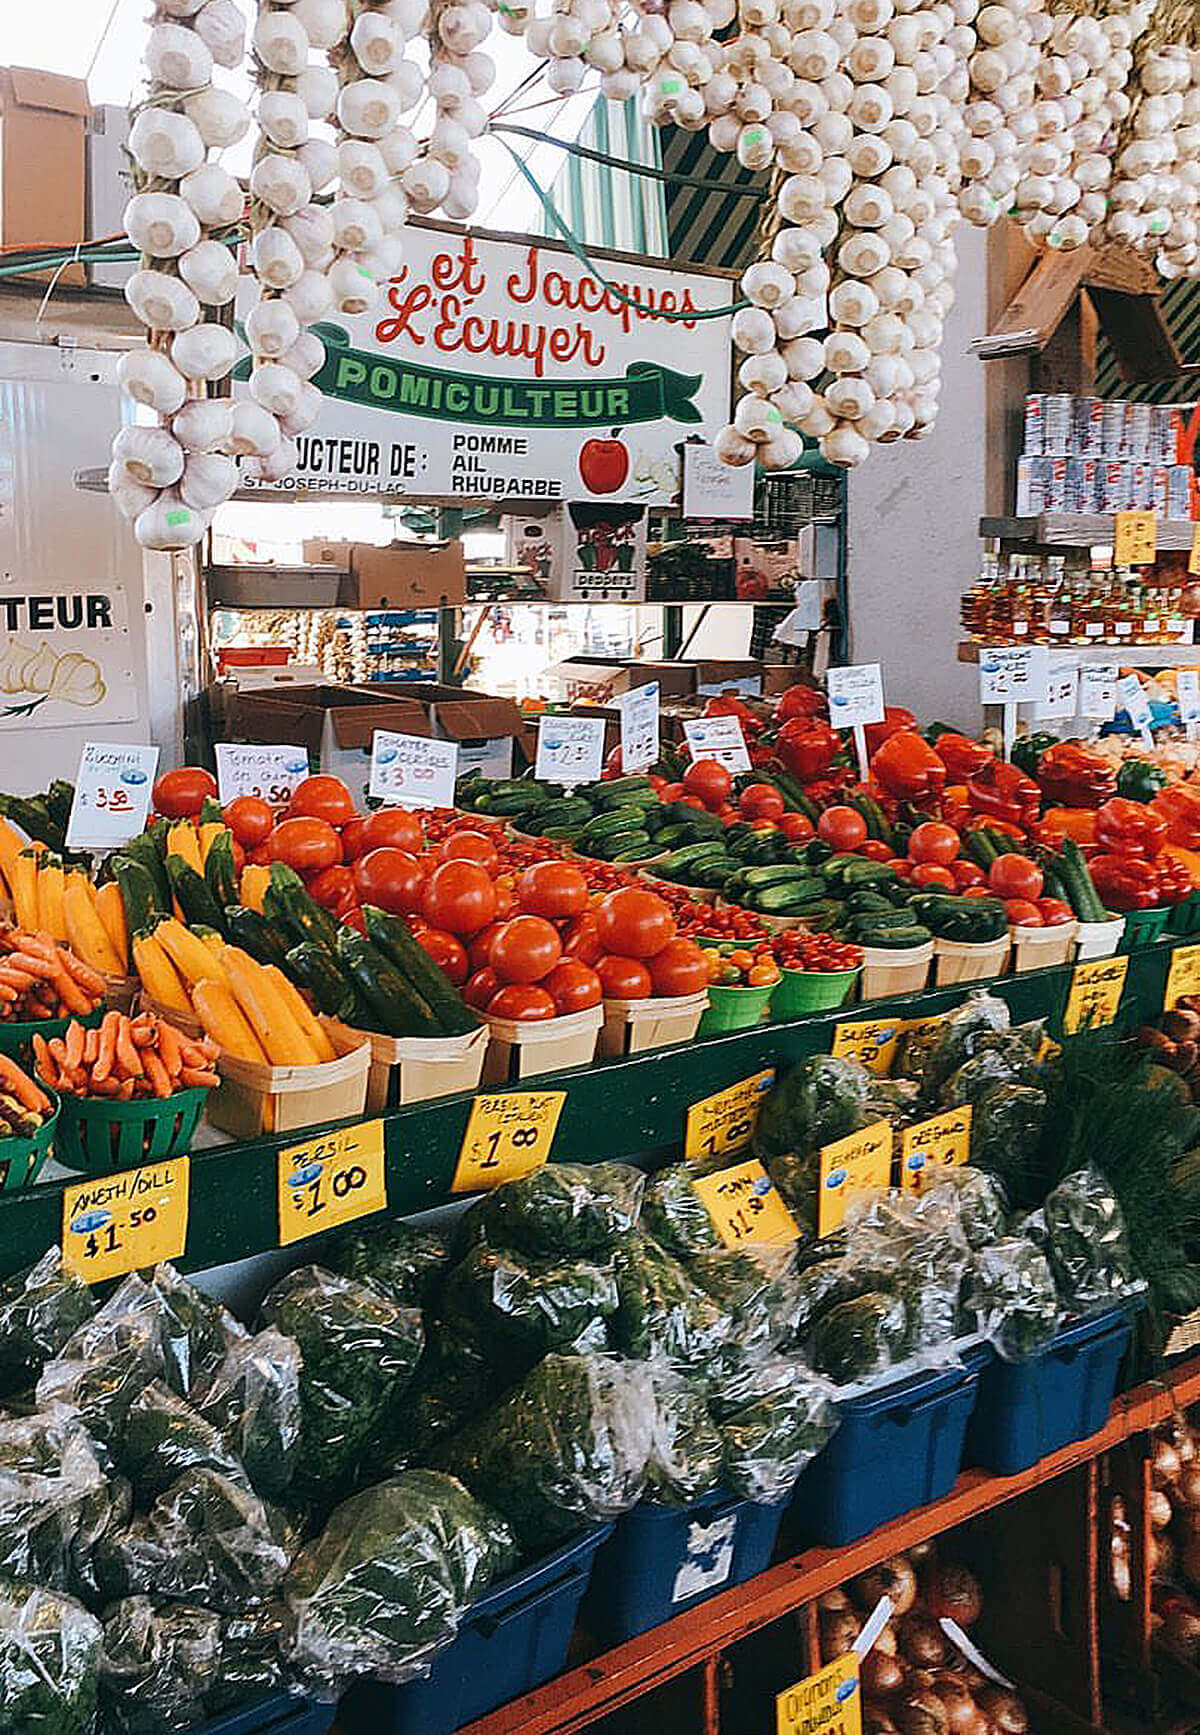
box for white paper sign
[1178,668,1200,725]
[683,714,752,773]
[682,442,756,521]
[1035,666,1079,720]
[1079,664,1118,720]
[826,663,885,729]
[1117,672,1154,734]
[215,744,309,808]
[66,743,159,851]
[535,715,606,786]
[619,682,659,773]
[978,646,1050,705]
[369,730,459,808]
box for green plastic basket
[770,965,860,1020]
[0,1086,58,1190]
[1119,906,1171,953]
[53,1084,210,1175]
[697,980,776,1036]
[1168,893,1200,937]
[0,1006,104,1071]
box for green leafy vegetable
[462,1163,646,1259]
[0,1580,102,1735]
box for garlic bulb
[279,380,325,435]
[145,23,214,89]
[180,451,240,510]
[135,490,209,551]
[280,331,326,380]
[123,192,201,259]
[329,257,380,314]
[108,465,159,522]
[116,350,188,415]
[284,269,337,322]
[253,10,312,74]
[171,322,238,381]
[338,78,403,137]
[339,140,389,198]
[113,425,187,489]
[247,299,302,359]
[178,239,238,306]
[193,0,246,67]
[244,437,301,483]
[253,227,306,291]
[292,0,348,49]
[172,399,235,452]
[129,109,206,179]
[250,362,305,419]
[713,425,757,465]
[125,270,201,333]
[180,163,243,227]
[259,90,310,149]
[184,87,251,149]
[229,402,283,459]
[250,155,313,217]
[283,205,337,262]
[296,65,340,118]
[298,138,339,192]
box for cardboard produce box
[388,682,527,782]
[217,683,430,807]
[0,69,89,284]
[545,658,696,704]
[350,541,466,607]
[693,659,764,697]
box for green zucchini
[111,855,164,937]
[263,863,340,952]
[362,906,481,1035]
[165,854,226,933]
[285,941,362,1021]
[121,831,172,910]
[336,928,441,1038]
[204,829,238,911]
[224,905,292,970]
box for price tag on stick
[369,730,459,808]
[277,1120,387,1246]
[215,744,308,808]
[692,1158,800,1249]
[1079,664,1118,721]
[1036,666,1079,721]
[1062,955,1129,1033]
[453,1090,566,1193]
[826,664,884,780]
[830,1017,906,1076]
[535,716,606,786]
[682,714,752,773]
[1117,673,1154,749]
[66,743,159,851]
[62,1157,189,1284]
[618,682,660,773]
[685,1069,776,1163]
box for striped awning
[658,128,770,271]
[1095,279,1200,404]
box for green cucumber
[362,905,482,1035]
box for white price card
[1178,668,1200,726]
[618,682,659,773]
[215,743,308,808]
[1117,672,1154,735]
[682,441,756,521]
[826,663,885,729]
[66,743,159,851]
[535,714,607,786]
[369,730,459,809]
[1078,664,1118,720]
[1035,666,1079,720]
[683,714,752,773]
[978,646,1050,705]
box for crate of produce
[482,1003,603,1085]
[965,1305,1134,1476]
[1009,921,1078,974]
[0,1063,57,1190]
[53,1082,210,1174]
[340,1527,612,1735]
[1074,917,1125,961]
[858,941,933,1002]
[196,1693,335,1735]
[584,1492,786,1645]
[0,1005,105,1070]
[1169,892,1200,936]
[598,990,708,1059]
[1120,907,1171,952]
[322,1016,488,1111]
[208,1039,371,1139]
[934,934,1011,986]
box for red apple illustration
[578,433,630,495]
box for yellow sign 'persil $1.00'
[1165,943,1200,1013]
[277,1120,387,1246]
[777,1653,862,1735]
[818,1120,893,1236]
[62,1156,190,1284]
[453,1089,567,1193]
[1062,954,1129,1034]
[684,1068,776,1164]
[692,1158,800,1250]
[900,1105,972,1194]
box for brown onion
[821,1608,861,1662]
[1154,1534,1176,1580]
[908,1540,937,1568]
[819,1588,854,1612]
[854,1555,919,1617]
[877,1624,899,1657]
[899,1612,950,1670]
[959,1664,986,1692]
[1148,1489,1174,1530]
[976,1686,1029,1735]
[1154,1439,1182,1485]
[899,1690,950,1735]
[862,1652,906,1698]
[866,1712,901,1735]
[957,1711,991,1735]
[1179,1467,1200,1508]
[923,1564,984,1629]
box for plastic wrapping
[642,1165,724,1258]
[120,1381,250,1502]
[258,1266,424,1496]
[70,1473,134,1608]
[462,1162,646,1259]
[436,1353,654,1549]
[207,1605,291,1714]
[763,1147,820,1231]
[151,1264,245,1403]
[369,1323,499,1478]
[200,1329,303,1502]
[919,991,1010,1098]
[862,1077,922,1127]
[0,1407,106,1590]
[754,1056,871,1162]
[922,1166,1009,1250]
[36,1275,177,1456]
[969,1084,1047,1192]
[807,1291,909,1385]
[329,1222,454,1308]
[612,1232,732,1375]
[939,1039,1042,1109]
[710,1357,840,1504]
[99,1597,220,1735]
[966,1236,1061,1361]
[690,1247,799,1371]
[440,1242,618,1366]
[0,1248,94,1398]
[1035,1166,1136,1312]
[644,1369,725,1507]
[284,1470,517,1695]
[846,1190,972,1354]
[0,1579,103,1735]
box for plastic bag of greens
[1036,1166,1136,1313]
[284,1470,516,1694]
[754,1057,871,1162]
[644,1369,725,1506]
[969,1084,1046,1201]
[207,1605,291,1714]
[462,1162,646,1259]
[763,1148,820,1232]
[921,1166,1008,1250]
[711,1357,839,1504]
[200,1329,302,1503]
[844,1190,970,1357]
[611,1233,732,1375]
[966,1237,1060,1360]
[70,1474,134,1608]
[150,1265,245,1403]
[939,1047,1038,1109]
[690,1248,799,1371]
[439,1243,618,1366]
[807,1292,909,1385]
[328,1222,453,1309]
[0,1248,94,1398]
[641,1166,723,1258]
[920,992,1011,1099]
[0,1579,102,1735]
[0,1409,106,1590]
[120,1382,249,1503]
[36,1276,176,1457]
[258,1266,424,1496]
[436,1353,654,1549]
[99,1598,220,1735]
[862,1077,922,1128]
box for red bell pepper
[1094,797,1168,859]
[1152,783,1200,851]
[870,730,947,805]
[865,706,917,757]
[934,733,994,781]
[776,717,840,783]
[1089,853,1162,910]
[776,684,828,721]
[1158,854,1194,904]
[1036,742,1117,810]
[965,761,1041,829]
[704,693,765,737]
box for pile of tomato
[771,930,864,974]
[705,946,780,989]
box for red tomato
[416,926,470,984]
[421,859,498,936]
[596,955,654,999]
[360,808,424,855]
[780,812,815,842]
[563,914,604,966]
[354,848,425,916]
[518,860,589,920]
[817,806,869,851]
[988,853,1044,902]
[909,822,961,866]
[682,758,733,811]
[287,774,357,828]
[487,984,557,1021]
[306,865,355,911]
[489,914,563,984]
[438,830,500,875]
[909,863,956,890]
[153,767,217,819]
[543,959,603,1014]
[677,794,707,811]
[595,887,675,959]
[658,782,685,802]
[493,880,517,920]
[858,839,894,862]
[222,795,274,849]
[1005,899,1043,927]
[1037,897,1075,926]
[340,817,369,861]
[648,938,709,997]
[268,816,341,876]
[467,922,505,971]
[949,859,986,889]
[739,784,785,821]
[961,885,994,899]
[464,966,500,1010]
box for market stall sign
[818,1121,893,1235]
[535,715,606,785]
[977,647,1049,706]
[1165,944,1200,1012]
[692,1158,799,1249]
[618,682,659,773]
[1078,664,1118,721]
[1062,954,1129,1032]
[61,1156,189,1283]
[1190,524,1200,578]
[277,1120,386,1245]
[684,1068,776,1162]
[66,742,159,851]
[369,730,459,808]
[777,1653,862,1735]
[215,743,309,808]
[825,663,885,729]
[900,1106,972,1193]
[0,585,138,733]
[682,715,751,773]
[1113,508,1157,567]
[453,1088,567,1192]
[830,1014,942,1077]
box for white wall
[845,223,987,733]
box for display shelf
[209,565,352,610]
[980,514,1200,551]
[959,640,1199,664]
[0,935,1182,1283]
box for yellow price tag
[900,1105,972,1193]
[1165,943,1200,1012]
[1062,954,1129,1034]
[685,1068,776,1163]
[453,1089,566,1193]
[831,1018,906,1076]
[62,1157,189,1284]
[692,1158,800,1249]
[277,1120,386,1246]
[1190,524,1200,578]
[1113,508,1157,567]
[818,1120,893,1235]
[777,1653,862,1735]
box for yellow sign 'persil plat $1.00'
[685,1068,776,1163]
[777,1653,862,1735]
[818,1120,894,1235]
[62,1156,190,1283]
[453,1089,567,1193]
[277,1120,387,1246]
[692,1158,800,1249]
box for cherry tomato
[306,865,356,911]
[563,913,604,966]
[949,859,986,889]
[360,808,424,856]
[354,847,425,916]
[287,774,357,828]
[747,962,780,986]
[340,817,369,861]
[677,794,707,811]
[421,859,498,936]
[596,955,654,999]
[779,812,815,842]
[649,938,710,997]
[268,816,341,876]
[1037,897,1076,926]
[858,839,894,862]
[518,860,589,920]
[488,914,562,984]
[464,966,500,1010]
[595,887,675,959]
[543,959,604,1014]
[153,767,217,819]
[1005,899,1043,927]
[487,984,557,1021]
[961,885,995,899]
[817,806,869,851]
[416,926,470,984]
[909,863,956,890]
[989,853,1044,902]
[222,795,274,849]
[739,783,785,821]
[438,830,500,875]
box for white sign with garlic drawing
[0,588,137,729]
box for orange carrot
[89,1077,120,1097]
[130,1023,156,1048]
[116,1078,135,1100]
[93,1011,120,1085]
[29,1037,53,1089]
[60,950,106,996]
[82,1027,99,1067]
[179,1066,220,1088]
[52,968,91,1017]
[157,1021,183,1079]
[114,1017,143,1079]
[64,1021,84,1072]
[143,1050,172,1099]
[7,951,56,982]
[0,966,36,990]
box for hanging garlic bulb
[172,399,235,452]
[116,350,189,415]
[171,322,239,381]
[178,238,238,305]
[135,490,210,551]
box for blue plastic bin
[340,1525,611,1735]
[197,1695,335,1735]
[584,1491,786,1645]
[965,1306,1133,1476]
[789,1358,983,1547]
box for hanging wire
[491,122,770,201]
